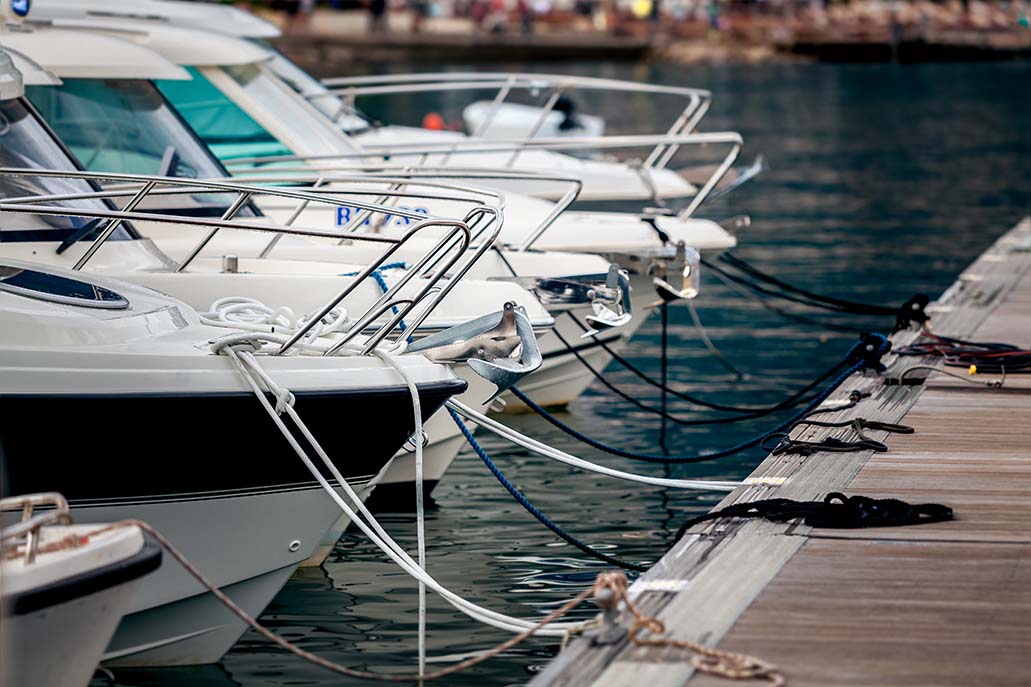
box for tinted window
[0,264,128,309]
[0,99,136,243]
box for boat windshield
[158,64,358,173]
[263,50,373,135]
[25,78,251,217]
[157,66,292,170]
[0,98,136,244]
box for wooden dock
[531,217,1031,687]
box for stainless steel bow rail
[314,72,712,171]
[222,131,743,219]
[227,169,633,331]
[99,170,509,260]
[0,493,72,565]
[0,168,503,356]
[230,166,584,252]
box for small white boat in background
[463,97,606,146]
[0,493,161,687]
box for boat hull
[0,380,465,666]
[1,540,160,686]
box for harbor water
[100,60,1030,687]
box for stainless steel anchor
[505,264,633,339]
[407,301,543,402]
[651,243,701,305]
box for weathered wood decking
[531,217,1031,687]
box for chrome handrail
[315,71,712,171]
[92,171,507,259]
[231,166,583,253]
[221,132,743,221]
[232,170,506,247]
[0,168,504,356]
[0,493,73,565]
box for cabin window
[0,98,136,243]
[26,79,255,218]
[0,264,128,309]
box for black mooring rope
[511,332,891,464]
[566,314,839,416]
[704,254,930,332]
[552,321,841,422]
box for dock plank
[530,217,1031,687]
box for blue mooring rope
[510,333,891,465]
[342,261,409,336]
[448,408,650,572]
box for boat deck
[530,217,1031,687]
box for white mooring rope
[204,293,740,647]
[213,338,581,637]
[374,350,427,677]
[447,400,742,492]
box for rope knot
[592,571,629,609]
[274,388,296,415]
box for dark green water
[104,61,1029,687]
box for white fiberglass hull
[72,492,342,667]
[3,580,144,685]
[351,126,697,203]
[1,523,157,687]
[0,263,467,663]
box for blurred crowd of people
[260,0,1031,38]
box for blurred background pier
[253,0,1031,66]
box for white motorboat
[14,10,740,253]
[0,257,469,666]
[28,0,730,206]
[1,493,161,687]
[462,97,606,143]
[5,20,726,408]
[0,41,553,510]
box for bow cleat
[407,301,543,402]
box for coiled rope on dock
[896,326,1031,373]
